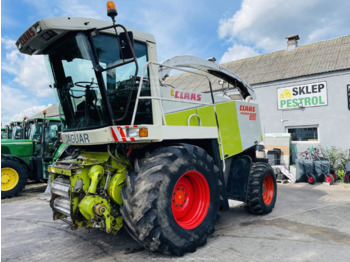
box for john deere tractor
[16,2,277,255]
[4,119,27,140]
[1,114,63,198]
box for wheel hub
[262,174,274,205]
[2,174,10,184]
[1,167,20,191]
[171,170,210,230]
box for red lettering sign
[173,91,202,102]
[240,105,255,112]
[19,27,36,47]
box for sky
[1,0,350,125]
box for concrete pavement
[2,182,350,261]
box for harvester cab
[16,1,276,256]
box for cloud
[1,84,52,124]
[218,0,350,61]
[10,104,52,123]
[1,38,52,98]
[220,44,260,64]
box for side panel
[235,101,262,150]
[215,102,243,157]
[165,101,255,158]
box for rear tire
[1,159,28,199]
[245,163,277,215]
[120,144,220,256]
[307,173,316,185]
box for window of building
[287,126,319,142]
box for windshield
[44,121,61,157]
[45,32,152,131]
[46,33,109,131]
[11,125,22,139]
[28,122,42,140]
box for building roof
[33,104,59,118]
[165,35,350,92]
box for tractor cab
[8,119,26,140]
[26,116,62,160]
[1,126,9,139]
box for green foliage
[322,147,349,180]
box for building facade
[166,35,350,160]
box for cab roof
[16,17,156,55]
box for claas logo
[280,89,291,99]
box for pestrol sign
[277,82,328,110]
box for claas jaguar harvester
[16,2,277,255]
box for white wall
[251,70,350,159]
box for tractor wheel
[307,173,316,185]
[1,159,28,199]
[245,162,277,215]
[343,172,350,183]
[120,144,220,256]
[325,174,334,185]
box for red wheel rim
[308,176,314,183]
[263,174,274,205]
[345,173,349,181]
[171,170,210,230]
[325,175,332,183]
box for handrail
[130,61,226,171]
[131,61,213,125]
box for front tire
[245,163,277,215]
[344,172,350,183]
[120,144,220,255]
[1,159,28,199]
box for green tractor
[16,2,277,255]
[1,114,64,198]
[1,126,8,139]
[3,119,27,140]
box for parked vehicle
[1,113,63,198]
[16,2,277,255]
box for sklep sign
[277,82,327,110]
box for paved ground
[2,181,350,262]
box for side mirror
[119,31,134,59]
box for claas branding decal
[170,88,202,101]
[277,82,327,110]
[239,105,257,121]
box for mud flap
[225,156,251,202]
